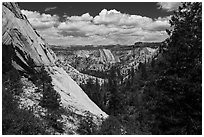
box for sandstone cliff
[99,49,116,64]
[2,2,108,134]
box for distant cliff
[53,48,118,75]
[99,49,117,64]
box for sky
[19,2,181,46]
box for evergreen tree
[143,2,202,134]
[38,67,64,133]
[138,62,147,80]
[2,68,48,135]
[38,67,61,111]
[107,66,123,115]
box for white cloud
[94,9,123,25]
[144,16,171,31]
[22,8,171,46]
[93,9,170,31]
[157,2,181,12]
[21,10,59,30]
[93,9,150,27]
[66,13,93,22]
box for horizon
[49,41,162,47]
[19,2,181,46]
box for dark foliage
[141,2,202,134]
[3,2,201,135]
[80,78,107,112]
[2,68,48,135]
[36,67,64,133]
[2,44,15,74]
[106,66,124,115]
[96,115,122,135]
[77,111,97,135]
[77,2,202,135]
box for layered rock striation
[2,2,108,134]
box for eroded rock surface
[2,2,108,134]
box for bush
[141,2,202,134]
[96,116,122,135]
[37,66,64,133]
[2,69,48,135]
[77,112,97,135]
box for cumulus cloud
[22,8,171,46]
[93,9,171,31]
[21,10,59,30]
[144,16,171,31]
[157,2,181,12]
[66,13,93,22]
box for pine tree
[107,66,123,116]
[143,2,202,134]
[38,67,64,133]
[2,68,48,135]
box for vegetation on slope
[2,46,64,134]
[78,2,202,135]
[2,2,201,135]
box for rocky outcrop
[74,49,117,64]
[99,49,116,64]
[118,47,158,78]
[2,2,108,134]
[52,48,118,75]
[3,3,56,70]
[55,59,105,85]
[47,66,106,116]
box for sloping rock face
[2,3,56,71]
[72,49,116,64]
[47,66,106,116]
[55,59,105,85]
[99,49,116,64]
[2,2,108,133]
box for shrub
[96,116,122,135]
[77,112,97,135]
[2,69,48,135]
[37,66,64,133]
